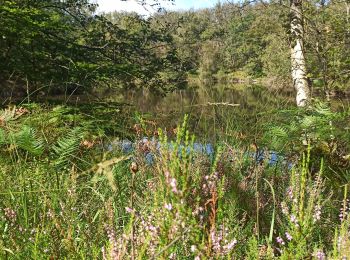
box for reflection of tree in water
[116,84,295,142]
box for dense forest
[1,0,350,259]
[1,0,349,99]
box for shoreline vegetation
[1,90,350,259]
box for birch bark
[290,0,310,107]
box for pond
[104,83,296,143]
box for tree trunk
[290,0,310,107]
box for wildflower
[290,214,299,227]
[313,249,326,260]
[101,246,107,260]
[164,203,172,211]
[313,205,322,222]
[148,225,157,232]
[164,171,170,179]
[125,207,134,213]
[3,207,17,223]
[190,245,197,252]
[170,178,177,190]
[339,211,344,222]
[281,202,289,215]
[223,239,237,251]
[276,236,285,245]
[287,187,293,200]
[285,232,292,241]
[105,225,118,259]
[194,256,201,260]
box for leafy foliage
[52,127,84,169]
[0,106,44,155]
[9,125,44,156]
[0,0,185,96]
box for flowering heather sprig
[281,202,289,215]
[339,199,349,222]
[223,239,238,252]
[313,204,322,222]
[3,207,17,223]
[136,212,160,256]
[313,249,326,260]
[101,246,107,260]
[211,228,224,253]
[125,207,134,214]
[276,236,285,245]
[170,178,178,193]
[164,171,179,194]
[105,224,119,260]
[285,232,292,241]
[202,172,219,195]
[290,214,299,227]
[164,203,173,211]
[210,225,237,256]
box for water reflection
[109,84,295,142]
[116,84,295,114]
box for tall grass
[0,104,349,259]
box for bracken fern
[52,127,84,169]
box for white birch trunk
[290,0,310,107]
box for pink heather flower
[290,214,299,227]
[281,202,289,215]
[125,207,133,213]
[313,205,321,222]
[101,246,107,260]
[170,178,176,187]
[276,236,285,245]
[105,225,118,259]
[285,232,292,241]
[3,208,17,223]
[170,178,178,193]
[313,250,326,260]
[164,203,172,211]
[223,239,237,251]
[164,171,170,180]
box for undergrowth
[0,102,349,259]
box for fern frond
[10,126,44,156]
[268,126,289,138]
[0,106,17,123]
[52,127,84,168]
[300,115,318,129]
[289,121,298,133]
[314,102,333,117]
